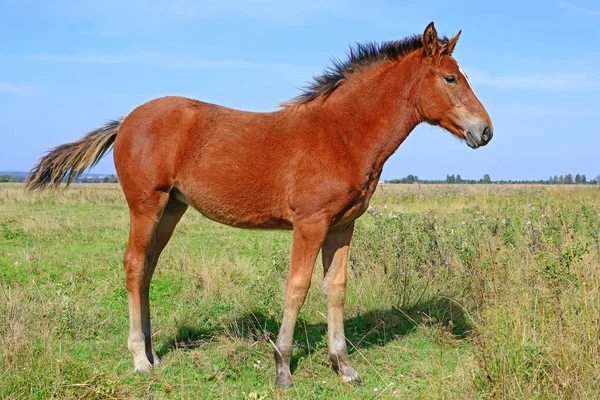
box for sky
[1,0,599,181]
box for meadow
[1,183,599,399]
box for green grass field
[1,183,600,399]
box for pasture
[1,183,599,399]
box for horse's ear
[423,22,439,57]
[447,30,461,54]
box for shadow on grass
[156,296,473,370]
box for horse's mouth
[465,131,480,149]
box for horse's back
[114,96,294,228]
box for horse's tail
[26,119,123,191]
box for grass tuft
[1,183,599,398]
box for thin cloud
[0,82,38,96]
[494,103,600,118]
[63,0,354,28]
[21,0,408,36]
[558,1,600,15]
[29,52,600,93]
[28,52,318,76]
[469,70,600,91]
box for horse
[26,22,493,387]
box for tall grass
[1,183,599,398]
[370,184,600,398]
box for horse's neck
[322,55,422,178]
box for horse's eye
[444,75,457,84]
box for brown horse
[26,22,492,387]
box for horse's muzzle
[465,125,493,149]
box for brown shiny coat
[27,22,492,386]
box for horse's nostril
[482,127,492,142]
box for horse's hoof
[342,373,363,386]
[334,360,362,385]
[133,358,153,372]
[275,374,294,388]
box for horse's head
[415,22,493,149]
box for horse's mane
[283,34,449,107]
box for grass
[1,183,599,399]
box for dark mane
[283,34,449,107]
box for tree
[0,174,19,182]
[446,174,455,184]
[575,174,581,184]
[582,175,587,184]
[565,174,573,184]
[456,174,463,184]
[482,174,491,184]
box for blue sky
[1,0,599,180]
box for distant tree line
[0,174,118,183]
[0,174,22,182]
[387,174,600,185]
[75,175,119,184]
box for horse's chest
[333,178,379,226]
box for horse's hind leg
[142,196,188,365]
[124,193,187,371]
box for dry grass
[1,183,599,398]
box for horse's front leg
[274,215,329,388]
[322,222,361,384]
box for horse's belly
[174,181,292,230]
